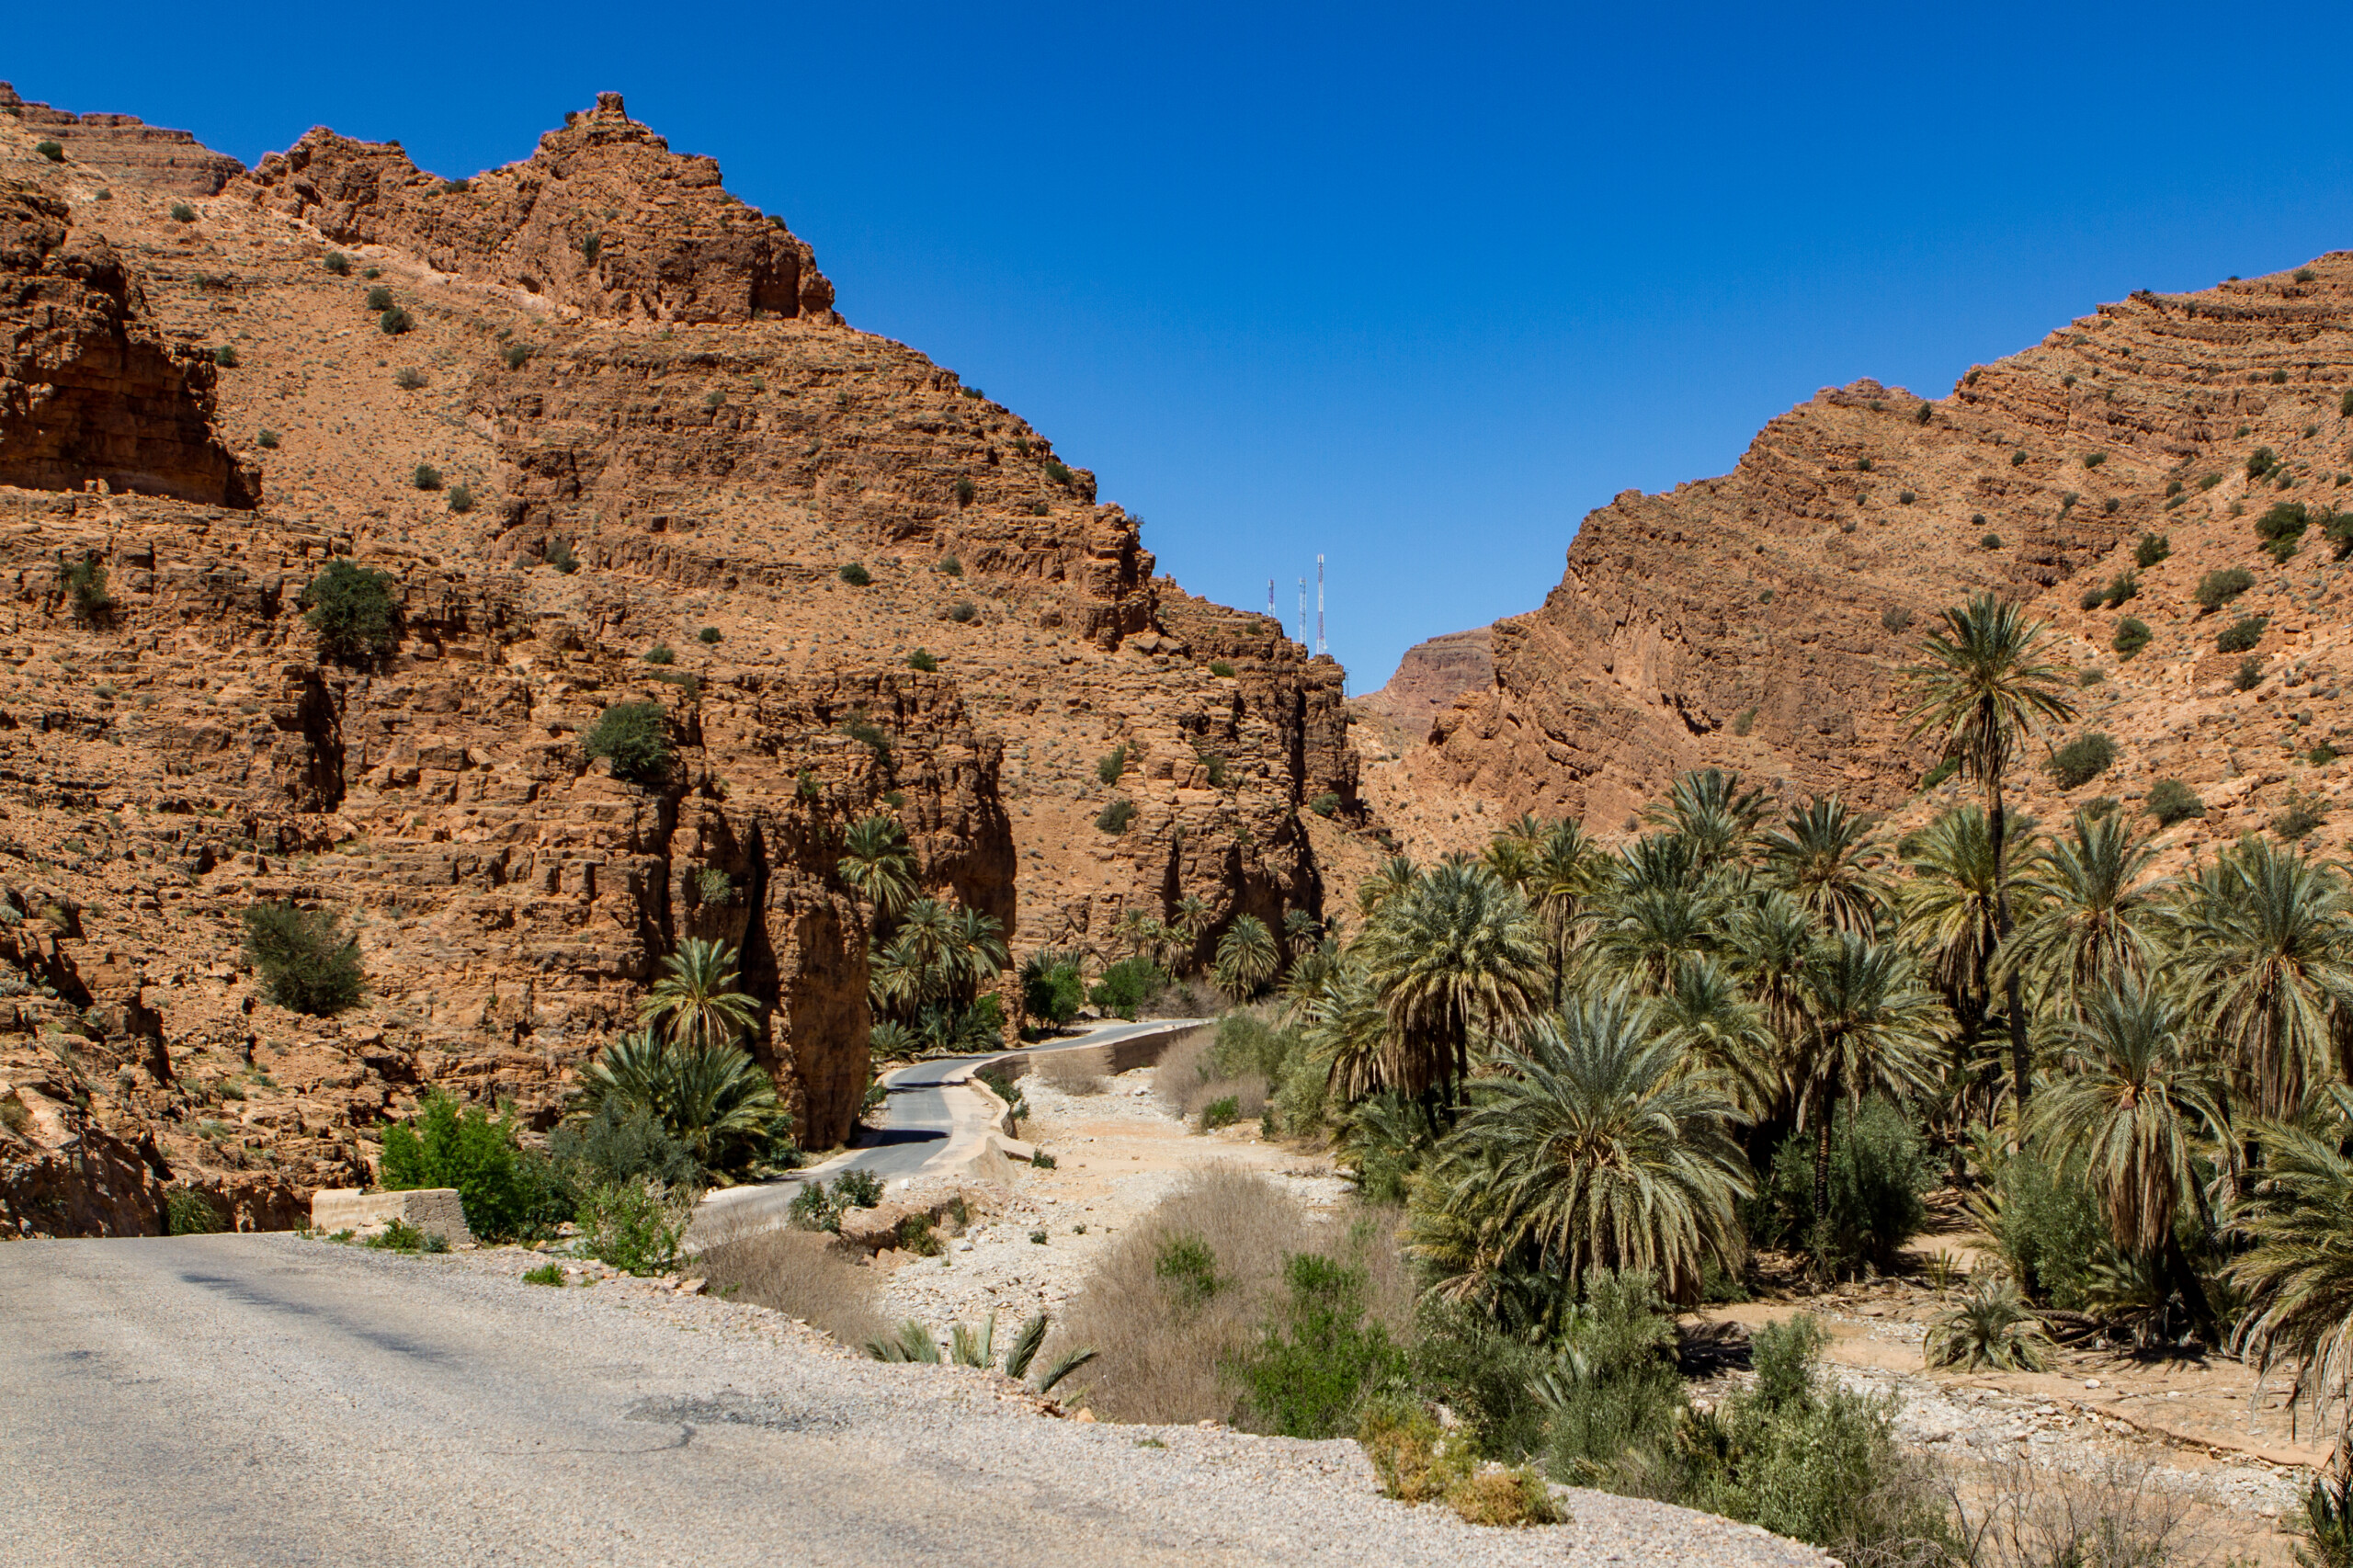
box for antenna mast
[1298,578,1307,648]
[1267,578,1276,622]
[1316,555,1326,657]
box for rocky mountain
[1366,264,2353,869]
[0,87,1356,1235]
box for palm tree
[1903,592,2077,1108]
[1583,882,1726,993]
[2169,836,2353,1120]
[1409,986,1751,1304]
[837,813,916,920]
[2229,1090,2353,1437]
[1356,860,1551,1112]
[1655,956,1777,1115]
[1526,817,1607,972]
[1213,915,1280,998]
[1794,933,1945,1213]
[888,899,960,998]
[949,905,1009,995]
[2000,808,2167,1018]
[572,1028,785,1180]
[2029,978,2225,1335]
[1308,963,1392,1103]
[1898,807,2008,1129]
[1759,796,1883,937]
[1356,855,1420,920]
[1280,908,1323,957]
[1174,893,1214,944]
[1725,892,1817,1128]
[639,938,761,1050]
[1644,767,1771,873]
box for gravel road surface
[0,1234,1832,1568]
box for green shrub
[2218,614,2268,653]
[241,902,364,1016]
[1095,798,1137,835]
[2274,791,2327,842]
[1210,659,1237,677]
[2257,501,2310,561]
[576,1176,688,1275]
[1309,792,1341,817]
[62,552,115,627]
[382,1090,572,1242]
[2099,571,2137,608]
[393,366,426,391]
[2135,531,2170,567]
[2249,446,2279,479]
[2237,658,2263,692]
[954,477,976,505]
[582,701,671,785]
[1975,1141,2105,1308]
[2082,450,2107,468]
[412,463,441,491]
[1088,956,1166,1019]
[1880,606,1914,635]
[938,554,963,574]
[324,251,350,275]
[447,483,473,514]
[2145,778,2205,826]
[1748,1098,1929,1278]
[1199,751,1228,787]
[169,201,196,222]
[1980,532,2003,549]
[364,285,394,311]
[257,429,280,449]
[1097,745,1128,785]
[523,1262,565,1286]
[362,266,381,279]
[906,648,938,672]
[1233,1253,1404,1438]
[1919,756,1960,790]
[213,345,240,368]
[2311,742,2341,766]
[1896,490,1915,505]
[34,140,64,162]
[504,343,533,369]
[838,562,871,586]
[645,643,675,665]
[380,308,414,335]
[2112,617,2152,659]
[1541,1270,1688,1484]
[166,1188,222,1235]
[1199,1095,1241,1131]
[301,560,400,665]
[895,1212,942,1256]
[544,536,577,573]
[1020,949,1087,1027]
[949,600,977,623]
[698,625,721,643]
[1043,460,1074,485]
[367,1218,426,1252]
[2078,667,2105,687]
[2048,731,2118,789]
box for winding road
[698,1018,1203,1233]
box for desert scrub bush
[380,308,414,335]
[1924,1277,2052,1370]
[1043,460,1074,485]
[947,600,977,624]
[937,554,962,575]
[2143,778,2205,827]
[2048,732,2118,790]
[2249,446,2279,478]
[1209,658,1236,676]
[2111,617,2151,659]
[1087,955,1166,1019]
[366,1218,429,1252]
[213,345,239,368]
[446,483,473,514]
[34,140,64,162]
[1095,797,1137,835]
[837,562,870,586]
[696,1217,891,1348]
[165,1188,223,1236]
[503,342,533,369]
[1896,490,1915,505]
[581,701,672,785]
[241,901,364,1016]
[1970,1138,2107,1307]
[2218,614,2269,653]
[363,284,394,311]
[61,552,115,627]
[393,366,426,391]
[169,201,196,222]
[1020,948,1087,1028]
[953,476,976,506]
[362,266,381,278]
[1745,1098,1930,1280]
[1981,532,2003,549]
[2135,531,2170,568]
[323,251,350,275]
[1880,605,1914,635]
[1310,791,1341,817]
[412,463,442,491]
[2257,501,2311,561]
[256,428,279,449]
[2236,656,2266,691]
[576,1176,689,1275]
[523,1262,565,1287]
[2097,571,2137,608]
[382,1089,571,1242]
[2274,790,2327,842]
[1231,1251,1404,1437]
[644,643,675,665]
[2081,449,2106,468]
[548,1098,698,1191]
[698,625,721,643]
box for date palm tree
[572,1028,785,1180]
[1213,914,1280,998]
[1903,593,2076,1108]
[1526,817,1608,974]
[639,937,761,1050]
[2229,1089,2353,1439]
[2029,978,2225,1336]
[2169,835,2353,1119]
[2000,808,2167,1018]
[1356,860,1551,1112]
[837,813,915,921]
[1898,806,2008,1128]
[1794,933,1945,1213]
[1644,767,1772,874]
[1409,986,1750,1304]
[1759,796,1884,937]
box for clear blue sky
[20,5,2353,689]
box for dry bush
[695,1219,892,1351]
[1141,977,1222,1019]
[1051,1167,1316,1423]
[1036,1050,1108,1096]
[1152,1029,1269,1126]
[1944,1453,2206,1568]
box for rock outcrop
[0,83,244,197]
[0,182,256,505]
[1358,627,1493,732]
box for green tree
[837,814,916,920]
[1903,592,2077,1108]
[1356,861,1551,1113]
[638,938,761,1050]
[1410,987,1750,1304]
[240,902,364,1016]
[1643,767,1771,874]
[381,1092,567,1240]
[1213,915,1280,998]
[1793,935,1944,1215]
[1758,796,1882,937]
[1895,806,2007,1125]
[569,1030,787,1180]
[2000,807,2167,1017]
[2229,1091,2353,1434]
[301,560,400,665]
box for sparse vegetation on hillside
[2143,778,2205,825]
[2194,567,2254,610]
[301,560,401,665]
[2217,614,2269,653]
[582,702,672,785]
[2135,531,2170,567]
[838,562,870,586]
[2111,617,2151,659]
[2047,732,2117,789]
[241,902,364,1016]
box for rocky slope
[1370,263,2353,869]
[0,85,1358,1235]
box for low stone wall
[309,1188,474,1245]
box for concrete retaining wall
[310,1187,475,1245]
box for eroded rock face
[1358,627,1493,733]
[0,183,256,505]
[0,82,245,197]
[0,88,1368,1233]
[236,93,834,326]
